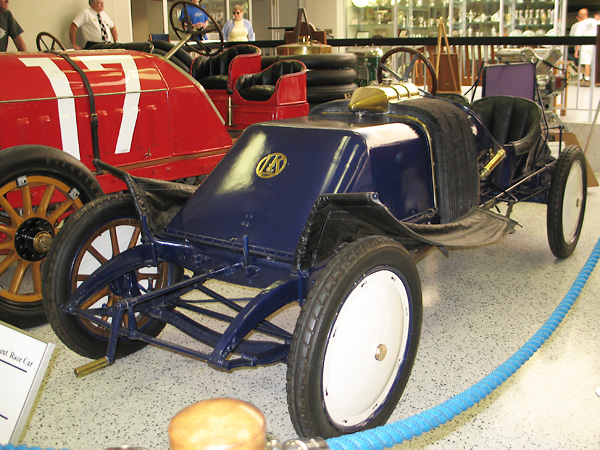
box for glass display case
[504,0,556,37]
[345,0,563,38]
[346,0,395,39]
[398,0,450,37]
[450,0,502,36]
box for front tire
[287,236,422,438]
[547,145,587,258]
[42,193,178,359]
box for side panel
[0,52,172,168]
[0,52,232,178]
[362,124,435,220]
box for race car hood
[163,114,434,262]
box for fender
[0,145,103,201]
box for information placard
[0,321,55,444]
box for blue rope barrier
[0,446,68,450]
[327,236,600,450]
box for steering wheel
[36,31,66,52]
[169,1,224,56]
[376,46,438,96]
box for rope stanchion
[327,236,600,450]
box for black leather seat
[191,45,260,90]
[470,96,542,156]
[235,60,305,101]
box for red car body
[0,50,233,192]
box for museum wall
[8,0,133,52]
[7,0,342,52]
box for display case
[345,0,563,38]
[346,0,450,38]
[504,0,556,37]
[346,0,395,38]
[398,0,450,37]
[450,0,502,36]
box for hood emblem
[256,153,287,178]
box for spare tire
[261,53,359,105]
[306,68,357,86]
[279,53,357,70]
[151,40,194,71]
[307,83,357,104]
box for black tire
[307,84,357,104]
[547,145,587,258]
[151,39,194,71]
[0,145,102,328]
[388,98,479,223]
[306,68,357,86]
[42,193,179,359]
[287,236,422,438]
[279,53,358,70]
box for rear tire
[0,145,102,328]
[547,145,587,258]
[43,193,179,359]
[287,236,422,438]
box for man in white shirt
[70,0,118,49]
[572,8,597,85]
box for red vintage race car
[0,13,309,328]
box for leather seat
[191,44,261,90]
[470,95,542,156]
[229,60,308,129]
[235,60,306,101]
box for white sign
[0,321,55,444]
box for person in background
[0,0,27,51]
[180,0,208,35]
[572,8,597,86]
[70,0,118,50]
[223,5,255,42]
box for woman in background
[223,5,255,41]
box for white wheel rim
[562,160,584,245]
[322,269,411,427]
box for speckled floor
[14,176,599,450]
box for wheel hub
[14,218,55,261]
[375,344,387,361]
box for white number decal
[20,58,80,159]
[78,55,141,154]
[20,54,141,157]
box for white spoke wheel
[287,236,422,438]
[547,145,587,259]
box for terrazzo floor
[11,177,599,449]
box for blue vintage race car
[41,78,587,438]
